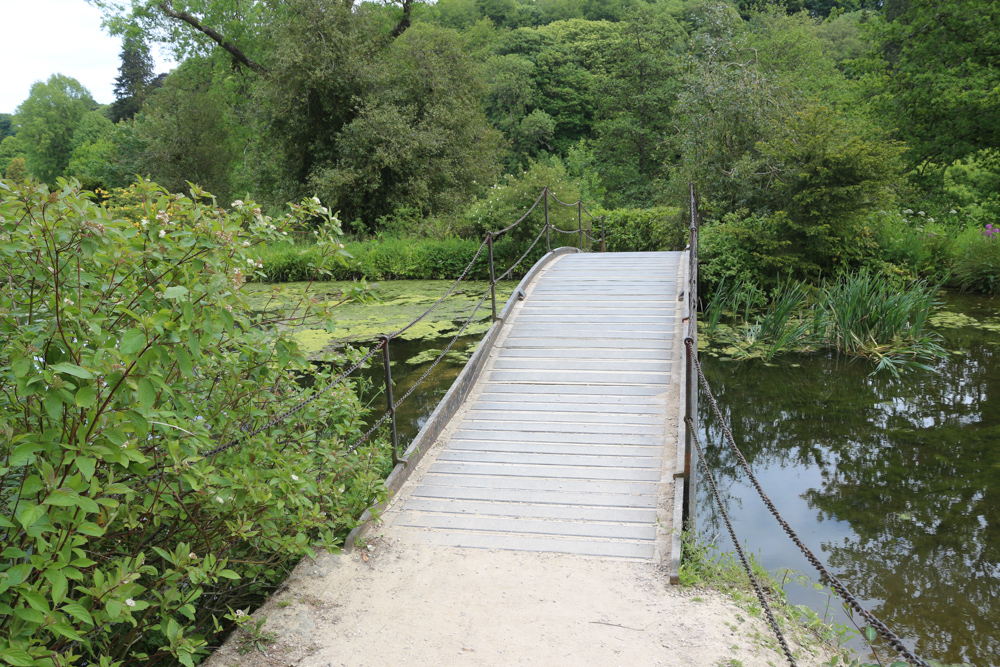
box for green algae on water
[243,280,516,358]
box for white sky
[0,0,177,114]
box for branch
[158,1,266,73]
[388,0,413,40]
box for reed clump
[702,272,947,375]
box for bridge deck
[389,251,684,560]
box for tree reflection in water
[696,293,1000,666]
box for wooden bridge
[351,248,695,578]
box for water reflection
[696,293,1000,665]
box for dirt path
[204,535,834,667]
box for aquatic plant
[820,271,946,375]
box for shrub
[953,225,1000,294]
[598,206,685,253]
[0,178,385,665]
[874,211,955,283]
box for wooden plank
[395,529,655,560]
[457,420,664,436]
[481,383,667,396]
[496,347,672,360]
[416,473,657,495]
[403,498,658,523]
[427,461,661,482]
[447,439,661,457]
[487,370,670,385]
[451,429,662,446]
[437,450,661,469]
[395,512,657,541]
[463,409,665,424]
[470,401,666,414]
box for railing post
[601,215,606,252]
[683,183,700,532]
[578,200,583,250]
[487,231,497,322]
[380,335,400,466]
[544,187,551,253]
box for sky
[0,0,177,114]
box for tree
[111,35,156,122]
[130,58,239,200]
[308,24,504,226]
[594,8,683,207]
[4,157,26,181]
[0,113,14,141]
[859,0,1000,175]
[0,135,26,176]
[14,74,97,183]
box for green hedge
[254,207,686,283]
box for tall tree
[111,35,155,122]
[594,8,683,207]
[0,113,14,141]
[14,74,96,183]
[860,0,1000,174]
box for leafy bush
[953,225,1000,295]
[599,206,685,252]
[463,159,585,244]
[0,178,386,665]
[874,211,955,283]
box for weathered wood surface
[392,252,683,560]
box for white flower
[156,210,170,224]
[216,496,224,503]
[231,200,244,208]
[189,552,198,559]
[236,609,246,617]
[311,196,321,205]
[903,209,913,215]
[918,211,925,216]
[291,474,299,481]
[159,229,166,239]
[242,240,250,247]
[125,598,136,607]
[928,217,935,223]
[141,218,149,228]
[63,298,73,306]
[950,209,957,214]
[247,258,255,266]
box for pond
[696,292,1000,665]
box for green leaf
[217,569,240,580]
[75,385,96,408]
[0,648,38,666]
[49,363,95,379]
[75,457,96,481]
[14,606,46,625]
[43,490,80,507]
[137,378,156,409]
[105,599,121,619]
[60,602,94,626]
[9,443,42,467]
[16,504,46,529]
[22,590,50,614]
[163,285,189,300]
[45,570,68,606]
[43,393,63,422]
[49,621,84,641]
[120,328,146,356]
[76,522,106,537]
[865,626,878,642]
[175,347,193,377]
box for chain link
[389,237,488,340]
[494,189,547,235]
[497,223,549,282]
[686,417,798,666]
[686,339,931,667]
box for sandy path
[204,535,834,667]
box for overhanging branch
[158,1,266,73]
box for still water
[696,292,999,665]
[352,291,998,665]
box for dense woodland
[1,0,998,293]
[0,1,998,664]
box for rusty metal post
[544,187,551,252]
[487,231,497,322]
[578,200,583,250]
[380,335,400,466]
[683,183,700,532]
[601,215,606,252]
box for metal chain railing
[139,187,604,485]
[686,338,930,667]
[686,416,798,666]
